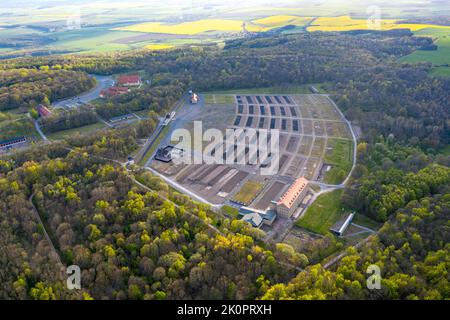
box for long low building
[330,212,355,236]
[0,136,27,150]
[271,177,309,218]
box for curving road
[308,95,358,192]
[52,74,114,109]
[323,94,358,187]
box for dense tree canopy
[0,67,95,111]
[0,29,448,300]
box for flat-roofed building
[274,177,309,218]
[190,92,198,104]
[239,206,277,228]
[242,212,263,228]
[0,136,26,150]
[330,212,355,236]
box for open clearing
[400,27,450,77]
[0,117,39,141]
[204,94,236,105]
[323,138,353,184]
[150,93,355,206]
[295,189,380,234]
[46,122,106,140]
[295,189,346,235]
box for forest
[0,132,304,299]
[0,30,448,300]
[262,192,449,300]
[40,107,98,133]
[0,67,95,111]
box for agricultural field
[307,16,450,32]
[308,16,450,78]
[115,19,266,34]
[2,1,450,58]
[115,16,314,35]
[144,44,174,51]
[399,27,450,77]
[252,15,313,28]
[48,27,144,53]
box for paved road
[142,93,197,167]
[52,74,114,109]
[34,120,48,141]
[135,121,164,164]
[324,94,358,187]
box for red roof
[277,177,308,209]
[37,105,52,117]
[117,75,141,86]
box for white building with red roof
[275,177,309,217]
[37,104,52,117]
[190,92,198,104]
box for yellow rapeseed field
[115,19,265,35]
[144,44,174,50]
[115,15,450,37]
[253,15,312,28]
[308,16,450,32]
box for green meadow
[295,190,346,235]
[400,27,450,77]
